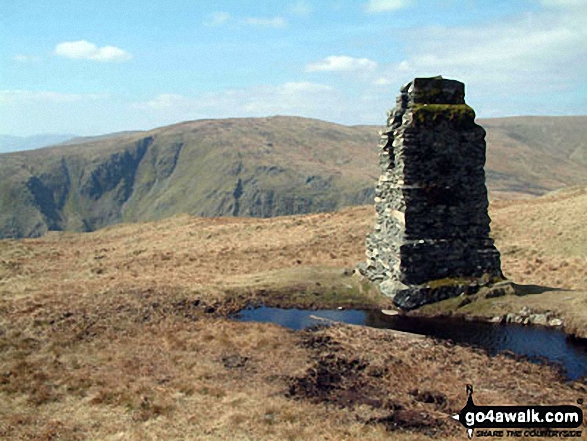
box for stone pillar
[361,76,507,310]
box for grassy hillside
[0,117,378,238]
[1,115,587,238]
[481,116,587,197]
[0,187,585,440]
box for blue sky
[1,0,586,136]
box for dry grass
[492,186,587,287]
[432,186,587,337]
[0,208,378,307]
[1,186,587,439]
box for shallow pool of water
[234,307,587,381]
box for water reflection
[235,307,587,380]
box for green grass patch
[223,266,389,310]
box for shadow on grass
[512,282,569,296]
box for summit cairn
[361,76,509,310]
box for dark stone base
[391,278,513,310]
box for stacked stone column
[361,77,506,310]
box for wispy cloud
[241,82,333,113]
[204,11,231,27]
[306,55,378,72]
[204,14,288,29]
[365,0,587,118]
[0,90,107,104]
[133,82,339,122]
[139,93,187,110]
[245,16,288,28]
[365,0,413,13]
[373,77,392,86]
[390,12,586,89]
[289,1,313,16]
[541,0,587,8]
[13,55,41,63]
[0,90,123,136]
[54,40,131,62]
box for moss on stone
[425,276,472,289]
[411,104,475,125]
[424,274,504,290]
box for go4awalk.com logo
[452,385,584,438]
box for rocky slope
[1,115,586,238]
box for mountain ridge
[1,115,587,238]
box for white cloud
[54,40,131,62]
[365,0,413,13]
[5,1,587,136]
[382,5,587,92]
[306,55,378,72]
[289,1,312,16]
[245,17,288,28]
[204,11,231,26]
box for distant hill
[1,115,586,238]
[481,116,587,197]
[0,134,76,153]
[55,131,145,147]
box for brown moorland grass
[420,186,587,337]
[0,186,586,439]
